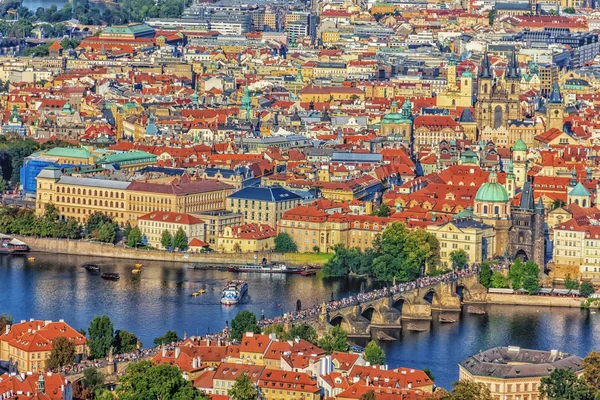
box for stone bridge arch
[329,313,352,332]
[359,304,386,325]
[457,274,488,303]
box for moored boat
[228,262,300,274]
[101,273,120,281]
[300,268,317,276]
[132,269,142,274]
[220,280,247,305]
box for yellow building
[35,168,233,226]
[299,85,365,103]
[0,319,86,372]
[226,187,302,227]
[216,223,277,253]
[138,211,206,249]
[436,55,473,109]
[258,370,320,400]
[209,363,265,396]
[459,347,584,400]
[427,215,496,267]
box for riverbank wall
[484,293,590,308]
[17,236,289,266]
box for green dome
[475,173,509,203]
[382,113,404,123]
[513,139,527,151]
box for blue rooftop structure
[228,186,302,202]
[331,152,383,163]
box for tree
[509,259,539,289]
[87,315,114,359]
[372,223,437,282]
[173,227,188,251]
[449,380,493,400]
[479,262,493,288]
[580,282,595,298]
[488,9,496,25]
[274,232,297,253]
[360,390,376,400]
[117,360,208,400]
[318,325,349,354]
[552,199,566,210]
[363,341,386,365]
[312,245,320,253]
[161,230,173,249]
[96,221,117,244]
[286,324,317,344]
[522,274,541,294]
[230,311,260,341]
[86,213,114,237]
[47,336,76,370]
[540,368,595,400]
[450,249,468,270]
[565,275,579,290]
[229,372,257,400]
[490,271,509,288]
[113,330,140,354]
[126,226,142,248]
[563,6,576,13]
[153,330,180,346]
[263,324,286,340]
[423,367,435,381]
[81,367,104,394]
[583,351,600,392]
[0,313,12,333]
[371,203,391,217]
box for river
[1,253,599,389]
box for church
[475,51,522,132]
[436,53,474,109]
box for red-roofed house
[0,319,86,372]
[0,371,72,400]
[138,211,205,250]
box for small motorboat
[101,273,120,281]
[28,257,35,261]
[134,263,143,268]
[300,269,317,276]
[132,269,142,274]
[197,289,206,294]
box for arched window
[494,206,499,215]
[483,205,488,214]
[110,201,113,208]
[83,189,86,196]
[511,84,516,94]
[94,190,97,196]
[67,188,71,194]
[94,200,97,206]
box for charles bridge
[304,274,489,339]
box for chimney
[5,324,10,335]
[162,347,167,357]
[175,347,181,359]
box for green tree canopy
[490,271,509,288]
[522,274,541,294]
[580,282,595,298]
[117,360,208,400]
[87,315,114,359]
[318,325,349,354]
[97,221,117,244]
[509,259,539,289]
[583,351,600,393]
[0,313,13,333]
[360,390,376,400]
[113,330,140,354]
[153,330,180,346]
[127,226,142,248]
[47,336,76,370]
[81,367,105,394]
[565,275,579,290]
[274,232,298,253]
[229,372,257,400]
[479,262,493,288]
[286,324,317,344]
[161,230,173,249]
[448,380,493,400]
[449,249,468,270]
[173,227,188,251]
[230,311,260,341]
[371,203,391,217]
[540,368,595,400]
[363,340,386,365]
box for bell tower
[546,83,564,132]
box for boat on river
[228,262,300,274]
[220,280,247,305]
[0,234,29,255]
[101,273,120,281]
[82,263,100,273]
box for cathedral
[436,53,473,109]
[475,51,522,132]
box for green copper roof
[569,182,590,197]
[98,150,156,164]
[454,206,476,220]
[475,173,509,203]
[513,139,527,151]
[44,147,92,159]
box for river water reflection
[1,253,598,389]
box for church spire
[549,82,562,104]
[480,51,492,79]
